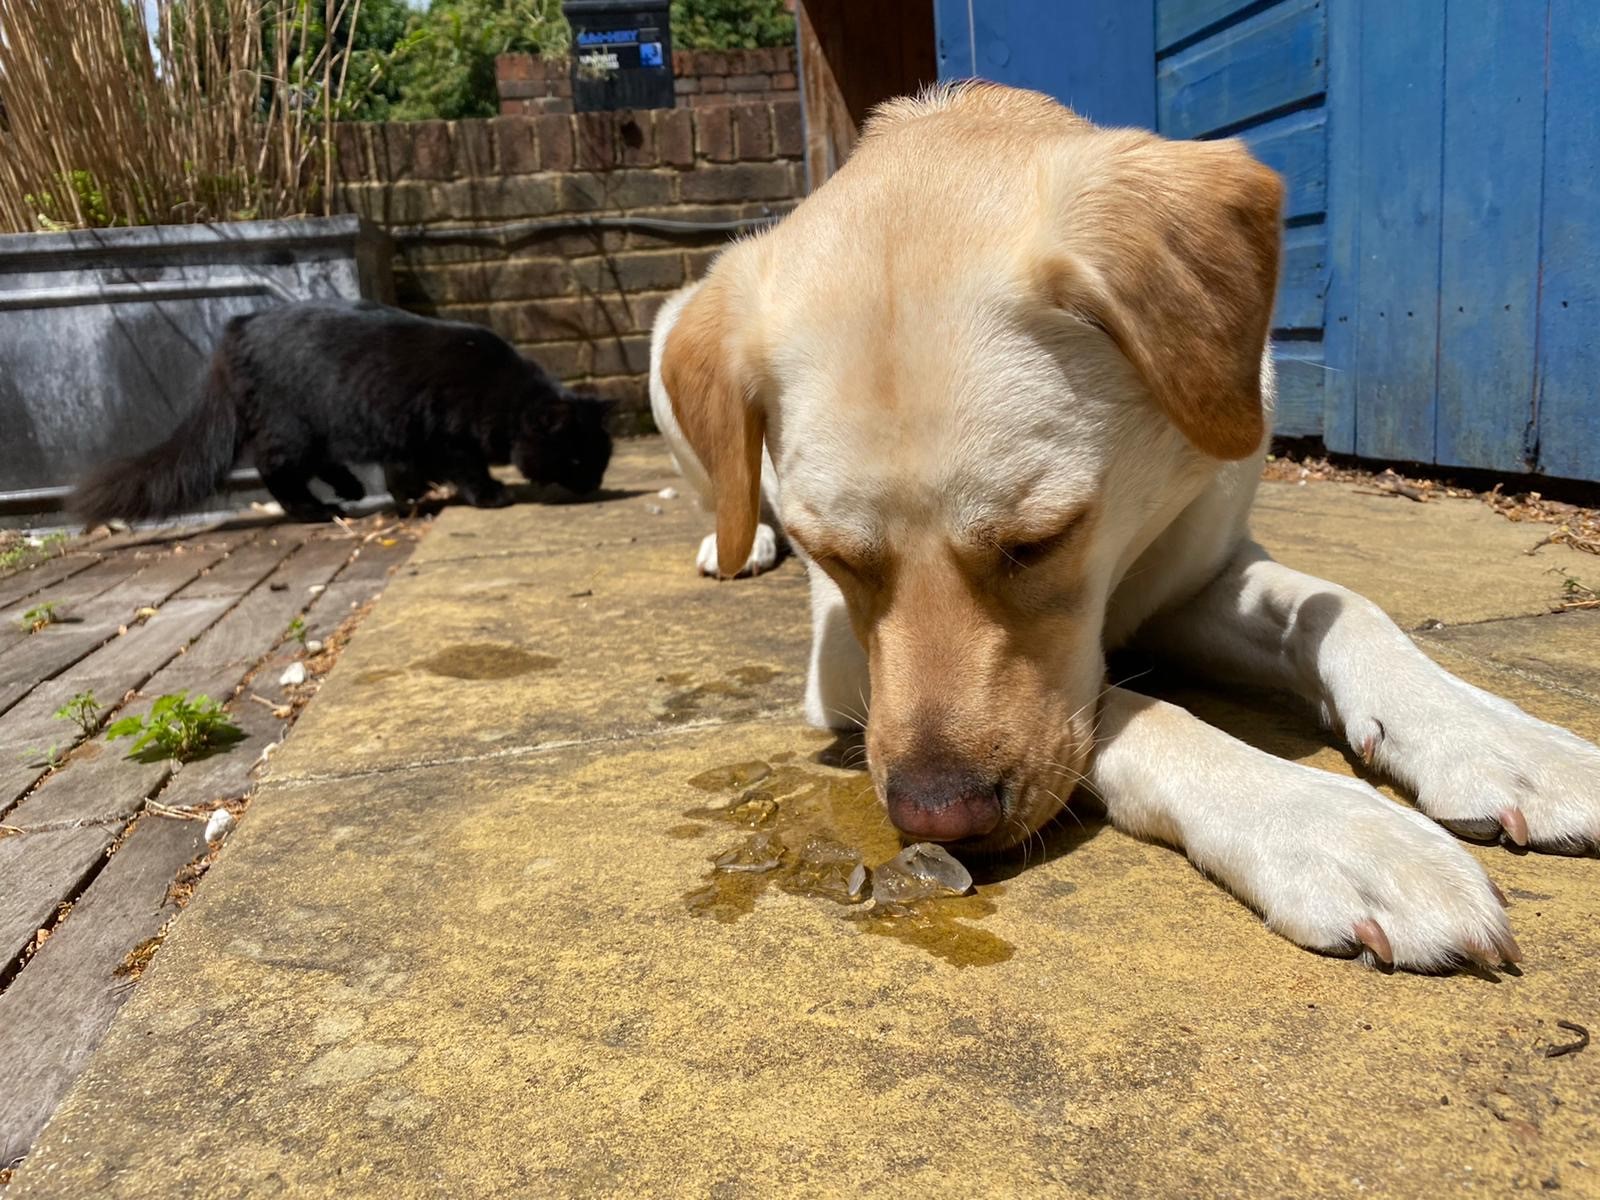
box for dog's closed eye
[995,508,1092,573]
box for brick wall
[334,101,805,432]
[496,48,799,116]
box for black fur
[72,300,614,524]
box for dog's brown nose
[884,765,1003,842]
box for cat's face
[513,394,613,495]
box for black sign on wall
[562,1,676,112]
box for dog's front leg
[802,562,870,731]
[1089,687,1517,969]
[1134,541,1600,852]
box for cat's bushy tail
[72,348,241,524]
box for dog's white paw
[1194,765,1518,971]
[1346,682,1600,854]
[695,524,779,579]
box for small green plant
[18,601,61,633]
[19,745,64,770]
[0,532,68,571]
[54,690,103,738]
[106,693,244,763]
[286,616,308,647]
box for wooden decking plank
[0,555,148,660]
[0,532,302,810]
[0,522,420,1169]
[0,535,250,717]
[0,811,208,1167]
[0,540,349,964]
[0,553,106,613]
[0,596,240,814]
[174,528,308,599]
[150,536,357,697]
[0,817,155,976]
[294,536,416,645]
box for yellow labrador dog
[648,83,1600,971]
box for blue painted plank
[933,0,976,80]
[1536,0,1600,481]
[1157,0,1326,139]
[1275,224,1327,332]
[936,0,1156,129]
[1351,3,1446,463]
[1320,0,1361,452]
[1158,0,1272,55]
[1273,340,1326,437]
[1435,1,1545,474]
[1240,106,1327,222]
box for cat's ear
[658,281,764,577]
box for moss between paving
[12,442,1600,1198]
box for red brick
[376,123,415,180]
[499,80,539,100]
[732,104,772,160]
[772,71,797,91]
[695,107,735,163]
[615,112,657,167]
[726,74,768,94]
[574,113,618,170]
[572,251,685,293]
[590,335,654,376]
[772,99,804,159]
[519,295,640,340]
[701,74,727,93]
[674,76,701,95]
[559,170,677,213]
[517,340,592,377]
[450,120,494,178]
[672,50,695,76]
[495,117,538,174]
[684,246,727,279]
[656,109,694,167]
[681,161,798,203]
[537,114,575,172]
[497,53,535,83]
[333,122,369,182]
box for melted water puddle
[679,756,1014,967]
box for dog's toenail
[1499,809,1530,847]
[1353,918,1393,965]
[1499,932,1523,964]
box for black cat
[73,300,613,524]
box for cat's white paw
[695,524,779,579]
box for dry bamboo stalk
[0,0,360,233]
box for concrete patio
[9,439,1599,1198]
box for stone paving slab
[1250,481,1594,629]
[11,447,1599,1198]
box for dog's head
[513,391,615,496]
[660,85,1282,850]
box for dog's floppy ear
[659,280,764,577]
[1041,134,1283,460]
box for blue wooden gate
[933,0,1600,482]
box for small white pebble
[278,662,307,687]
[308,584,326,595]
[657,486,679,500]
[305,639,324,653]
[204,809,235,842]
[646,504,664,516]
